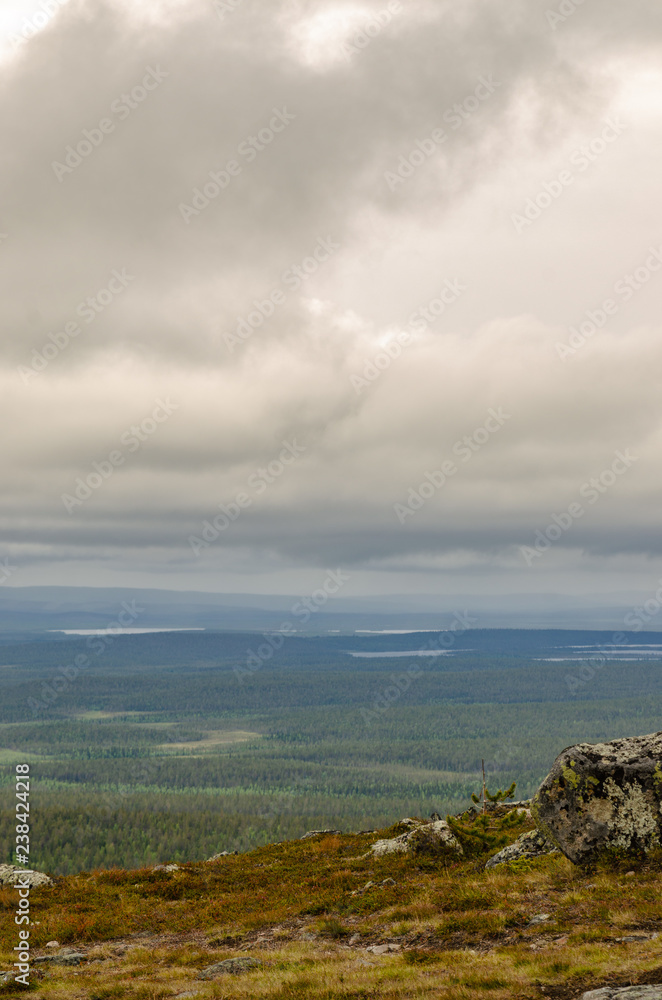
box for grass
[1,813,661,998]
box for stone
[45,940,60,949]
[531,731,662,865]
[582,989,662,999]
[485,828,559,869]
[527,913,552,925]
[370,819,462,858]
[300,829,341,840]
[152,863,180,872]
[0,864,52,887]
[33,951,85,966]
[197,957,262,979]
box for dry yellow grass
[1,817,661,999]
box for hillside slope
[1,810,661,999]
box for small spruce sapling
[447,771,521,857]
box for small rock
[33,951,86,966]
[300,829,341,840]
[367,944,390,955]
[582,988,662,999]
[152,863,180,872]
[197,957,262,979]
[45,940,60,949]
[625,871,636,877]
[485,829,558,869]
[370,819,462,858]
[527,913,551,926]
[348,934,361,945]
[0,864,53,888]
[380,878,396,886]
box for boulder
[531,731,662,865]
[300,829,341,840]
[0,865,52,888]
[197,957,262,979]
[370,819,462,858]
[33,951,85,966]
[485,828,559,869]
[582,989,662,1000]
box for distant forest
[1,629,661,874]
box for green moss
[562,764,580,789]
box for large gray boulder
[531,731,662,865]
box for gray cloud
[1,0,662,595]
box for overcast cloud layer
[1,0,662,600]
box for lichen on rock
[369,819,462,858]
[531,730,662,865]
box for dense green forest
[1,629,661,874]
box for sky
[1,0,662,603]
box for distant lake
[346,649,459,658]
[541,644,662,661]
[354,629,443,634]
[49,628,206,635]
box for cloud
[1,0,662,592]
